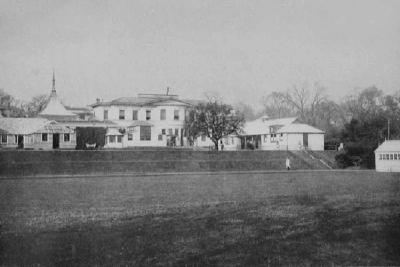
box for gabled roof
[277,124,324,134]
[0,118,72,135]
[375,140,400,152]
[242,116,298,135]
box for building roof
[0,118,72,135]
[65,106,93,114]
[375,140,400,152]
[242,116,299,135]
[242,120,270,135]
[106,128,124,136]
[91,94,196,108]
[277,123,324,134]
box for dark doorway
[53,133,60,149]
[303,133,309,149]
[17,135,23,149]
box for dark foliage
[75,127,106,150]
[185,100,244,150]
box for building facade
[0,118,76,150]
[91,94,194,148]
[232,117,324,151]
[375,140,400,172]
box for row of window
[378,153,400,160]
[104,109,180,121]
[264,133,283,143]
[108,135,123,143]
[108,127,184,143]
[0,134,70,143]
[161,128,180,136]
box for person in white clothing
[286,157,291,170]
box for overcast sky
[1,0,399,108]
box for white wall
[375,152,400,172]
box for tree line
[0,89,48,117]
[234,83,400,168]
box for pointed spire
[52,69,56,92]
[50,69,57,97]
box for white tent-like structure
[38,71,78,121]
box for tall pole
[388,118,390,140]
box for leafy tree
[186,100,244,150]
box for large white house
[375,140,400,172]
[91,93,196,148]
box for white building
[91,93,196,148]
[375,140,400,172]
[237,116,325,151]
[0,118,76,150]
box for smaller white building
[0,118,76,150]
[239,117,325,151]
[375,140,400,172]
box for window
[128,133,133,141]
[119,110,125,120]
[390,154,394,160]
[264,135,268,142]
[79,114,85,120]
[394,154,398,160]
[160,109,166,120]
[158,134,163,141]
[174,110,179,120]
[132,110,138,120]
[117,136,122,143]
[201,135,206,142]
[162,129,166,135]
[1,134,7,143]
[146,110,151,120]
[140,126,151,141]
[64,133,70,142]
[386,154,390,160]
[109,136,116,143]
[379,154,382,160]
[175,128,179,136]
[42,133,48,142]
[168,128,173,135]
[104,110,108,120]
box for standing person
[286,157,291,170]
[220,140,224,151]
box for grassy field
[1,170,400,266]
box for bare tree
[260,91,293,118]
[24,94,49,117]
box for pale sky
[1,0,400,108]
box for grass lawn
[1,170,400,266]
